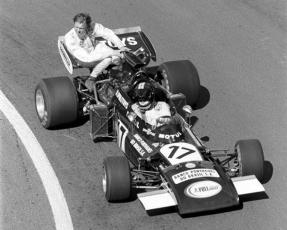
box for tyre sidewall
[35,77,79,128]
[235,139,264,182]
[103,156,131,202]
[35,81,53,128]
[158,60,200,106]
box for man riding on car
[64,13,130,90]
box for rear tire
[157,60,200,106]
[103,156,131,202]
[235,139,264,182]
[34,76,79,129]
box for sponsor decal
[130,139,146,156]
[126,37,138,45]
[185,163,196,169]
[172,169,220,184]
[106,37,138,47]
[142,128,156,137]
[115,90,129,109]
[142,127,183,142]
[158,132,182,141]
[134,134,153,153]
[184,180,222,199]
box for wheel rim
[160,69,170,91]
[102,168,107,194]
[35,89,46,120]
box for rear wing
[110,26,156,62]
[58,26,156,74]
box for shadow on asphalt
[262,160,273,184]
[147,206,178,216]
[239,192,269,203]
[193,85,210,110]
[49,115,89,130]
[180,204,243,218]
[108,188,145,204]
[147,203,244,218]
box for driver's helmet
[133,81,154,110]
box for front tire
[103,156,131,202]
[34,76,79,129]
[157,60,200,106]
[235,139,264,182]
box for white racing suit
[132,101,172,127]
[64,23,125,77]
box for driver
[64,13,130,91]
[131,81,172,127]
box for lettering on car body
[106,37,138,47]
[115,90,129,109]
[172,169,220,184]
[184,180,222,199]
[142,128,156,137]
[134,134,153,153]
[158,132,182,141]
[130,139,146,156]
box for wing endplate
[231,175,265,195]
[137,189,177,211]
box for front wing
[138,175,265,214]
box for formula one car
[34,26,265,215]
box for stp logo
[105,37,137,47]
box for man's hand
[119,46,131,52]
[112,50,124,58]
[85,77,96,92]
[111,46,131,59]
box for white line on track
[0,90,74,230]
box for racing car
[34,26,265,215]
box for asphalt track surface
[0,0,286,229]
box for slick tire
[103,156,131,202]
[35,76,79,129]
[157,60,200,107]
[235,139,264,182]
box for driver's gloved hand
[85,77,97,92]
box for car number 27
[160,142,203,165]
